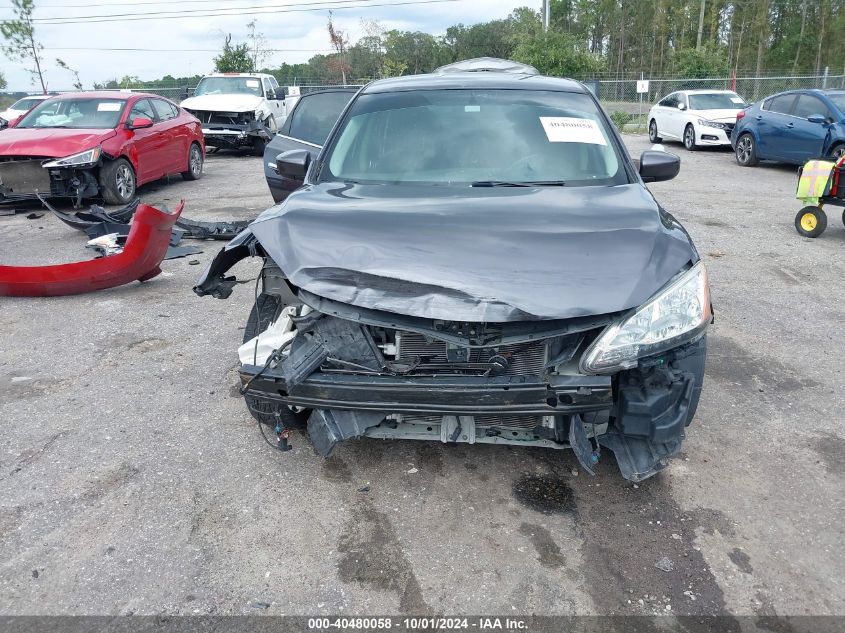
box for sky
[0,0,535,91]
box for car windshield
[194,77,262,97]
[16,98,126,129]
[688,93,745,110]
[322,89,626,186]
[827,93,845,116]
[11,97,44,110]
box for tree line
[229,0,845,85]
[4,0,845,94]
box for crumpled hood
[0,128,115,158]
[180,94,263,113]
[691,108,743,123]
[249,183,697,322]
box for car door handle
[755,116,763,120]
[786,122,795,128]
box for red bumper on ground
[0,201,184,297]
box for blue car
[732,89,845,166]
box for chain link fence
[589,72,845,131]
[3,72,844,132]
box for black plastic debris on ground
[174,217,250,240]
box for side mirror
[639,150,680,183]
[180,88,189,100]
[127,117,154,130]
[807,114,829,125]
[276,149,311,180]
[0,118,7,130]
[677,103,686,111]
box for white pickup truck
[180,73,290,155]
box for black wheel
[735,133,758,166]
[683,124,697,151]
[251,116,276,156]
[648,119,662,143]
[794,206,827,238]
[842,208,845,227]
[830,144,845,161]
[181,142,203,181]
[242,293,308,428]
[252,136,267,157]
[99,157,136,204]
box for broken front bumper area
[0,158,101,207]
[0,201,184,296]
[239,314,706,482]
[201,120,271,149]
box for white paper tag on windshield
[730,97,744,104]
[246,80,260,88]
[97,102,121,111]
[540,117,606,145]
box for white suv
[180,73,287,154]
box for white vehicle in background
[647,89,747,150]
[180,73,286,155]
[0,94,52,126]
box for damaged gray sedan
[196,60,713,481]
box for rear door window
[767,94,797,115]
[152,99,177,121]
[659,93,678,107]
[286,91,354,146]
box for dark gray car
[263,88,357,203]
[198,59,712,482]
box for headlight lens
[697,118,725,129]
[580,262,711,374]
[43,147,102,168]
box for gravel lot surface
[1,138,843,618]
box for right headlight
[580,262,712,374]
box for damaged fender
[0,201,184,297]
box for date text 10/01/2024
[307,617,529,630]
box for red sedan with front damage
[0,91,204,206]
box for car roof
[44,91,171,102]
[361,71,587,94]
[204,72,272,78]
[678,89,739,95]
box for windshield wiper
[471,180,531,187]
[471,180,566,187]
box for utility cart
[794,156,845,237]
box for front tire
[683,124,697,151]
[181,142,203,181]
[830,143,845,161]
[251,116,276,156]
[795,206,827,238]
[735,133,758,166]
[242,293,308,428]
[648,119,662,143]
[99,158,136,204]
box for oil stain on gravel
[728,548,753,574]
[518,523,566,568]
[813,432,845,475]
[707,334,819,394]
[512,474,575,514]
[337,500,431,614]
[321,455,353,483]
[571,469,741,626]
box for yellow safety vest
[796,159,835,204]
